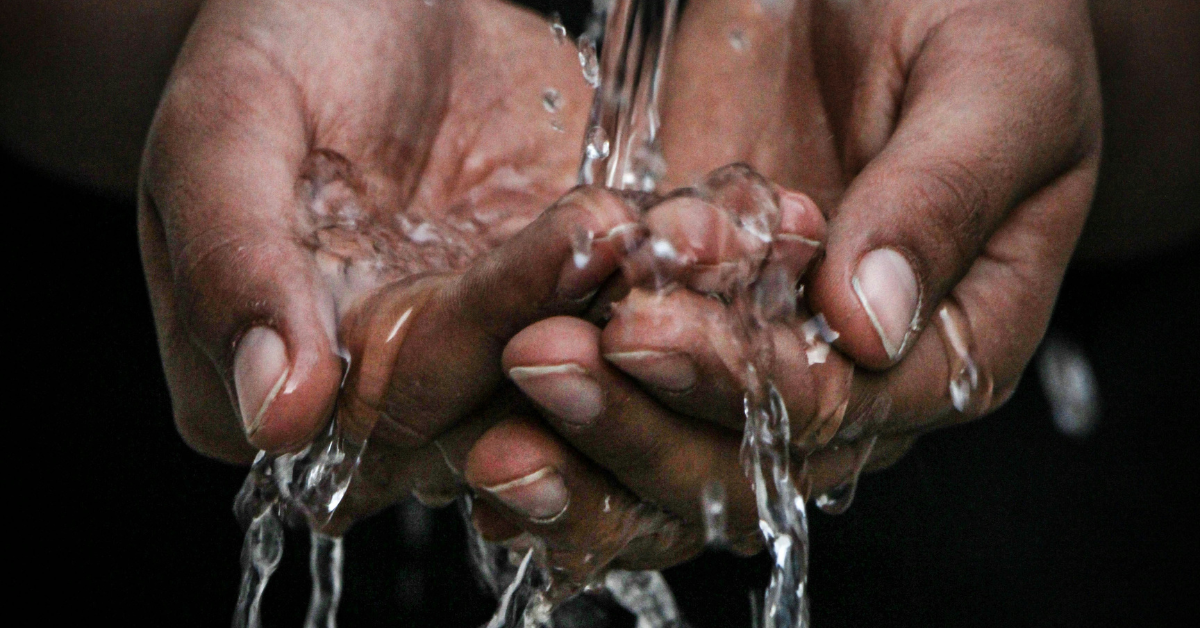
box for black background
[13,136,1198,627]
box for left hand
[461,0,1102,573]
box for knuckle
[906,159,990,267]
[549,186,639,235]
[173,229,280,344]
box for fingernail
[852,248,919,360]
[604,350,697,392]
[483,467,570,522]
[778,190,822,237]
[509,364,603,425]
[233,327,290,436]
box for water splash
[232,418,365,628]
[604,571,683,628]
[484,548,553,628]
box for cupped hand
[462,0,1102,572]
[139,0,639,520]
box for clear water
[232,419,364,628]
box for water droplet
[701,480,729,546]
[650,237,678,261]
[729,28,748,52]
[1037,335,1100,437]
[935,302,994,416]
[801,313,840,344]
[630,141,667,191]
[578,35,600,88]
[549,12,567,45]
[814,436,878,515]
[572,226,594,269]
[541,87,562,114]
[585,125,610,160]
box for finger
[464,414,701,580]
[502,316,765,553]
[336,187,642,450]
[624,165,823,296]
[142,63,343,454]
[139,195,255,462]
[602,287,854,449]
[767,188,827,290]
[810,12,1099,368]
[834,161,1098,438]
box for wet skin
[138,0,1101,572]
[466,0,1101,571]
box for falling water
[305,533,344,628]
[232,419,365,628]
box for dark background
[14,139,1198,627]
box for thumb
[142,61,342,455]
[809,12,1097,368]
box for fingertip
[777,188,827,243]
[811,244,921,370]
[502,316,602,373]
[240,322,342,453]
[465,419,571,522]
[464,419,545,487]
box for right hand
[138,0,634,520]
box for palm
[141,0,604,474]
[240,0,593,303]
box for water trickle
[574,1,824,624]
[304,533,344,628]
[934,301,994,417]
[233,504,284,628]
[578,36,601,89]
[814,435,878,515]
[701,480,729,547]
